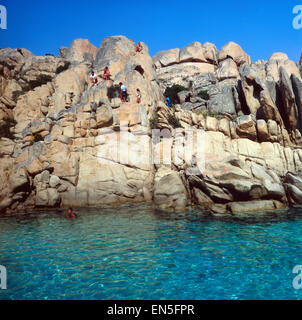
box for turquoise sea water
[1,203,302,300]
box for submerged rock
[228,200,286,215]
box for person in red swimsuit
[101,67,111,81]
[135,42,143,53]
[67,207,77,219]
[136,88,141,104]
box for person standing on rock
[89,71,98,86]
[165,96,172,107]
[119,82,128,102]
[136,89,141,104]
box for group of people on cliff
[119,83,141,103]
[88,42,143,104]
[88,40,171,107]
[89,66,111,86]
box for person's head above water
[67,207,77,218]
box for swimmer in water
[67,207,77,219]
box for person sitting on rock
[119,82,128,102]
[101,67,111,81]
[67,207,77,219]
[89,71,98,86]
[135,42,143,53]
[165,96,172,107]
[136,88,141,104]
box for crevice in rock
[17,48,24,57]
[237,80,249,115]
[134,65,145,76]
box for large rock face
[60,131,154,207]
[2,36,302,217]
[156,63,215,90]
[279,67,299,132]
[154,166,187,211]
[0,36,162,214]
[153,41,251,92]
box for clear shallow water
[1,203,302,300]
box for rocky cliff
[1,36,302,216]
